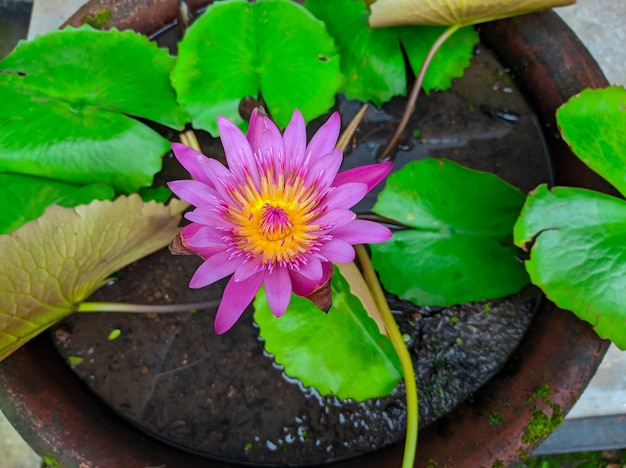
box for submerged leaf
[0,195,185,361]
[514,184,626,349]
[0,26,188,193]
[369,0,575,27]
[254,265,402,401]
[557,86,626,197]
[371,159,528,306]
[173,0,343,134]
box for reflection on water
[0,1,32,59]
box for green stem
[378,24,461,162]
[77,300,220,313]
[355,245,418,468]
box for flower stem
[77,300,220,313]
[355,244,418,468]
[378,24,461,162]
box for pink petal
[171,143,214,186]
[305,112,341,164]
[264,267,292,318]
[282,109,307,170]
[214,272,264,334]
[297,256,323,280]
[189,251,240,288]
[314,209,356,231]
[182,225,226,257]
[317,239,355,263]
[185,206,233,230]
[321,182,368,210]
[218,116,260,187]
[233,257,263,281]
[291,261,333,297]
[167,180,218,208]
[330,219,392,244]
[305,148,343,191]
[333,161,393,191]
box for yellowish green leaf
[0,195,185,361]
[369,0,575,27]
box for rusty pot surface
[0,5,610,468]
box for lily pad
[369,0,575,27]
[514,184,626,349]
[173,0,343,134]
[557,86,626,197]
[305,0,405,104]
[371,158,528,306]
[305,0,477,102]
[0,173,114,234]
[0,195,185,361]
[254,265,402,401]
[0,26,188,193]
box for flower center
[225,171,324,268]
[259,204,293,241]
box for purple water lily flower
[168,108,392,334]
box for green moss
[520,383,564,448]
[522,406,563,445]
[491,461,505,468]
[488,411,503,427]
[81,8,111,30]
[43,456,61,468]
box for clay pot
[0,4,610,467]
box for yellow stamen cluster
[225,170,322,266]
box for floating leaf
[254,265,402,401]
[0,26,188,193]
[0,173,114,234]
[306,0,477,101]
[371,158,528,306]
[557,86,626,197]
[514,184,626,349]
[369,0,575,27]
[305,0,405,104]
[0,195,185,361]
[173,0,343,134]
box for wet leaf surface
[254,265,402,401]
[371,158,529,306]
[0,26,187,193]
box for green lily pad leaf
[371,158,528,306]
[305,0,405,105]
[0,26,188,193]
[305,0,477,101]
[0,173,114,234]
[0,195,185,361]
[557,86,626,197]
[399,25,478,92]
[514,184,626,349]
[173,0,343,134]
[254,265,402,401]
[369,0,575,27]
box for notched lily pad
[371,158,528,306]
[0,26,188,193]
[254,265,402,401]
[0,195,185,361]
[173,0,343,134]
[514,185,626,349]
